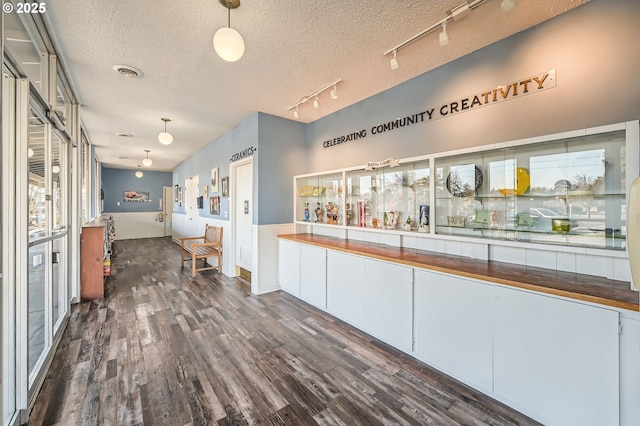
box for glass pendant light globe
[213,27,245,62]
[158,131,173,145]
[135,170,143,178]
[142,158,152,167]
[52,165,60,174]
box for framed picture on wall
[204,185,209,198]
[221,176,229,197]
[174,184,179,202]
[210,196,220,215]
[211,167,219,193]
[178,186,183,206]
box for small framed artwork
[197,196,203,209]
[204,185,209,198]
[178,187,183,206]
[210,196,220,215]
[211,167,219,193]
[174,184,179,202]
[222,176,229,197]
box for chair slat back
[204,225,222,244]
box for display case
[294,123,633,251]
[345,160,430,231]
[434,130,627,249]
[296,171,344,225]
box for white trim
[230,157,253,279]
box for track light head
[313,96,320,109]
[439,23,449,46]
[501,0,518,14]
[293,106,300,119]
[390,50,399,70]
[330,85,338,99]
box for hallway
[29,237,538,425]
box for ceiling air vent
[112,64,144,78]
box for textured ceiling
[43,0,590,171]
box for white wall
[111,212,166,240]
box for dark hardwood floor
[29,237,540,425]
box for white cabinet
[300,244,326,309]
[279,239,300,296]
[363,259,413,353]
[327,250,365,328]
[414,269,494,392]
[493,286,620,426]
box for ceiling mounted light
[501,0,518,14]
[142,149,152,167]
[384,0,486,67]
[135,165,143,178]
[390,50,399,70]
[213,0,245,62]
[439,23,449,46]
[287,79,342,117]
[158,118,173,145]
[52,165,60,174]
[330,85,338,99]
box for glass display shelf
[345,160,430,232]
[296,172,344,225]
[434,130,627,250]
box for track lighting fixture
[384,0,500,65]
[287,79,342,118]
[142,149,152,167]
[158,118,173,145]
[135,165,143,178]
[500,0,517,14]
[390,50,399,71]
[439,23,449,46]
[213,0,245,62]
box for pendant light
[158,118,173,145]
[135,165,143,178]
[213,0,245,62]
[142,149,152,167]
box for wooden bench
[180,225,223,277]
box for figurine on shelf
[315,202,323,223]
[325,202,339,224]
[304,202,310,222]
[404,216,412,231]
[388,211,398,229]
[357,200,367,227]
[383,212,389,228]
[419,205,430,233]
[372,218,380,228]
[345,203,352,226]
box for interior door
[185,176,199,237]
[235,161,253,272]
[162,186,173,236]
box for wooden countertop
[279,233,639,312]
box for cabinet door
[327,251,364,328]
[300,244,326,309]
[278,239,300,296]
[414,269,494,392]
[363,259,413,353]
[493,286,619,426]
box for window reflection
[28,108,46,239]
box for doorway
[184,176,199,237]
[232,159,253,283]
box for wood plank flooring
[29,237,541,425]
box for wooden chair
[180,225,223,277]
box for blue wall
[102,167,172,213]
[172,112,307,225]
